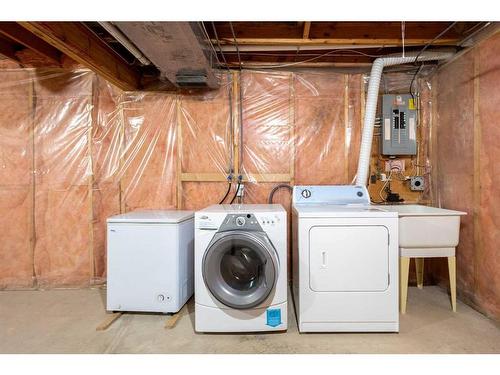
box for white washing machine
[195,204,287,332]
[292,185,399,332]
[107,210,194,313]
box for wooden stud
[180,172,292,183]
[0,22,61,64]
[233,71,241,178]
[448,256,457,312]
[176,96,183,209]
[473,50,482,298]
[415,258,424,289]
[343,75,349,182]
[118,98,126,214]
[96,312,123,331]
[288,73,295,186]
[400,256,410,314]
[28,72,36,287]
[302,22,311,39]
[88,78,96,284]
[429,77,439,205]
[18,22,141,91]
[231,70,239,178]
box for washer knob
[236,216,246,226]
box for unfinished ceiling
[0,21,496,90]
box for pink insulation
[0,70,35,288]
[434,32,500,320]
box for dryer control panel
[293,185,370,205]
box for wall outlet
[236,183,245,197]
[410,176,425,191]
[385,159,405,172]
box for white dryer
[292,185,399,332]
[195,204,287,332]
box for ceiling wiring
[223,49,386,69]
[228,22,243,70]
[409,21,458,100]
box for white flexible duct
[98,22,151,66]
[355,51,454,186]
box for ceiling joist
[0,22,61,65]
[18,22,142,90]
[211,37,460,47]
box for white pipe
[99,22,151,66]
[355,51,454,186]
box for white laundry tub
[376,205,467,248]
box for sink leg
[448,256,457,312]
[400,256,410,314]
[416,258,424,289]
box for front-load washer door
[309,225,389,292]
[203,231,279,309]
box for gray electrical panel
[381,94,417,155]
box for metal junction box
[381,94,417,155]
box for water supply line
[98,22,151,66]
[355,51,454,186]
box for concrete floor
[1,286,499,354]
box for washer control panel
[219,214,264,232]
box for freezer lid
[107,210,194,224]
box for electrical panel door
[381,94,417,155]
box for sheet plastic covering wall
[432,32,500,320]
[0,68,369,289]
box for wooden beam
[213,37,459,47]
[224,62,373,68]
[0,36,18,62]
[302,22,311,39]
[18,22,141,91]
[0,22,61,64]
[181,172,291,183]
[96,312,122,331]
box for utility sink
[374,205,467,248]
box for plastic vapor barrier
[0,67,432,289]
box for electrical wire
[210,22,231,70]
[218,182,232,204]
[223,49,385,69]
[409,21,458,100]
[228,22,242,70]
[379,169,394,202]
[412,22,457,64]
[199,22,223,67]
[210,22,236,195]
[268,184,293,204]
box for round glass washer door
[202,230,279,309]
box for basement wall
[0,63,432,290]
[431,31,500,320]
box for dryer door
[203,231,279,309]
[309,225,389,292]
